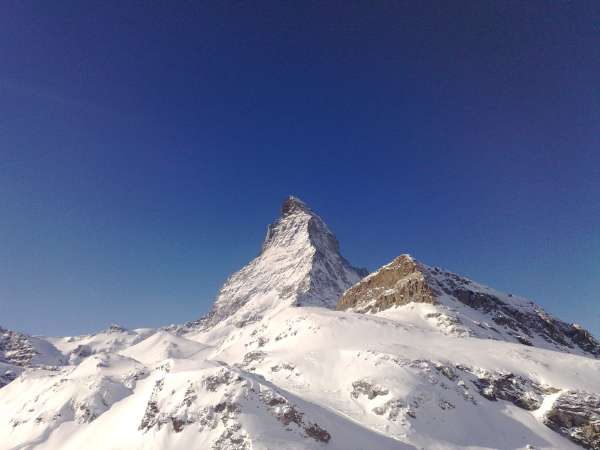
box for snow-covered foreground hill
[1,197,599,450]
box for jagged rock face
[467,370,558,410]
[197,196,367,329]
[336,255,437,312]
[544,390,600,449]
[0,326,39,367]
[337,254,600,357]
[435,273,600,356]
[0,327,66,390]
[0,326,64,369]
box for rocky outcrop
[138,365,332,446]
[433,270,600,356]
[337,255,437,312]
[0,366,19,388]
[336,254,600,357]
[351,379,389,400]
[0,327,40,367]
[465,369,558,411]
[0,327,64,389]
[544,390,600,449]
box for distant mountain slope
[120,331,207,366]
[0,326,64,368]
[0,326,64,388]
[337,254,600,356]
[46,324,155,364]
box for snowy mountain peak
[4,210,600,449]
[195,196,367,330]
[261,195,337,254]
[281,195,311,216]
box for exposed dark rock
[241,351,266,367]
[214,401,241,415]
[544,390,600,449]
[305,423,331,442]
[436,273,600,356]
[280,195,312,217]
[0,327,40,367]
[270,362,295,373]
[351,379,389,400]
[138,379,164,431]
[259,387,332,443]
[139,400,160,431]
[277,404,304,426]
[372,399,409,421]
[106,324,127,333]
[203,370,242,392]
[212,426,250,450]
[435,364,457,381]
[470,373,548,410]
[0,367,18,388]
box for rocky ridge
[337,254,600,357]
[0,326,64,388]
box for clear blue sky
[1,1,598,337]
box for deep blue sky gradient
[1,1,599,336]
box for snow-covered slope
[4,305,599,450]
[1,197,599,450]
[46,324,155,364]
[120,331,208,366]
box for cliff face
[336,255,436,312]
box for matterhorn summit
[196,196,367,329]
[1,197,600,450]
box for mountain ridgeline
[1,196,600,450]
[188,196,599,359]
[336,254,600,356]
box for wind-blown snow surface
[45,324,155,365]
[1,197,599,449]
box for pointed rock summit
[280,195,311,216]
[200,196,367,329]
